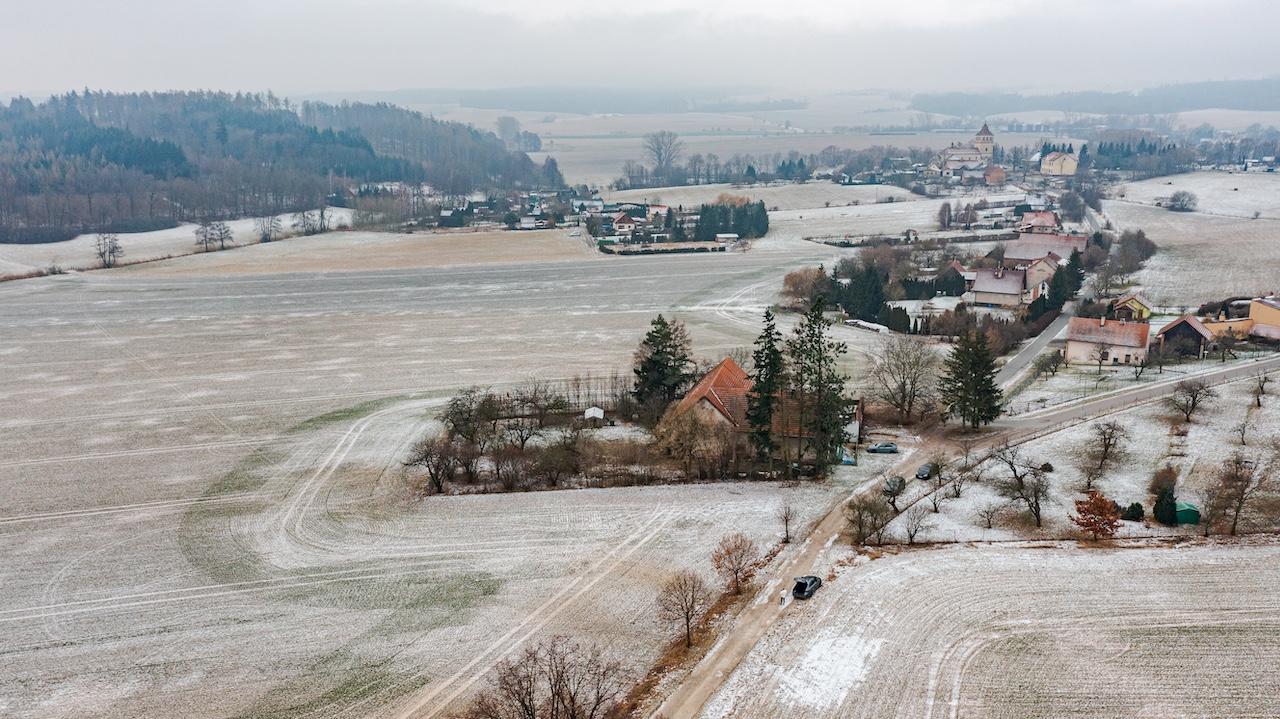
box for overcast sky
[4,0,1278,99]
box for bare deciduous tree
[1168,379,1217,422]
[1234,417,1255,446]
[777,502,795,543]
[1089,341,1115,374]
[643,130,683,173]
[975,502,1004,529]
[465,636,624,719]
[1215,452,1273,535]
[94,232,123,268]
[711,533,759,594]
[869,335,940,423]
[254,214,282,242]
[657,570,712,648]
[404,433,460,495]
[993,445,1050,527]
[1253,372,1272,408]
[903,505,934,544]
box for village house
[1002,236,1087,267]
[984,164,1007,186]
[971,267,1026,307]
[1040,151,1079,176]
[1023,254,1061,301]
[1016,210,1060,233]
[1154,315,1215,358]
[672,357,863,454]
[1112,291,1154,321]
[1065,317,1150,366]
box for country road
[652,350,1280,719]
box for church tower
[974,122,994,160]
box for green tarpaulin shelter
[1176,501,1201,525]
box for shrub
[1121,502,1145,521]
[1149,465,1179,495]
[1153,487,1178,526]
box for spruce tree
[747,310,785,462]
[633,314,695,415]
[937,331,1004,429]
[1046,267,1072,310]
[1153,487,1178,526]
[785,298,853,468]
[1065,249,1085,294]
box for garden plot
[1105,200,1280,306]
[1118,170,1280,219]
[0,208,354,277]
[701,539,1280,719]
[886,375,1280,545]
[1004,349,1272,416]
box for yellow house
[1113,292,1153,321]
[1040,152,1078,176]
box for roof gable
[675,358,751,425]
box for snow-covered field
[1118,171,1280,219]
[605,182,914,211]
[702,539,1280,718]
[0,208,354,277]
[1107,200,1280,306]
[0,225,902,717]
[124,227,594,277]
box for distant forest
[305,87,807,115]
[0,91,560,243]
[911,78,1280,117]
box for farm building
[1064,317,1150,366]
[1154,315,1214,357]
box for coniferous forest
[0,91,561,243]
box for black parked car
[792,575,823,600]
[915,463,938,480]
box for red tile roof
[674,357,751,425]
[1067,317,1151,349]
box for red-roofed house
[672,357,863,453]
[1065,317,1150,366]
[673,357,752,428]
[1017,210,1059,233]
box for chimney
[1099,317,1106,327]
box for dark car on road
[792,575,823,599]
[866,442,898,454]
[915,463,938,480]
